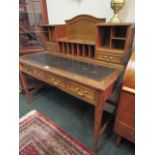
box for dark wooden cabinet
[114,53,135,145]
[19,0,49,93]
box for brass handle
[103,55,109,61]
[33,69,40,75]
[75,87,88,96]
[53,81,61,86]
[52,78,61,86]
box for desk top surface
[20,53,116,82]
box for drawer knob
[103,56,110,61]
[75,87,88,96]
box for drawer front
[67,81,96,104]
[20,63,45,80]
[47,73,96,104]
[116,109,135,128]
[119,91,135,114]
[20,63,96,105]
[46,73,66,89]
[95,52,122,64]
[114,121,135,143]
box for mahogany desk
[20,51,123,152]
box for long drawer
[46,72,96,105]
[20,63,46,81]
[46,72,66,90]
[114,121,135,143]
[20,63,96,105]
[67,80,96,105]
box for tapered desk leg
[116,135,122,146]
[19,71,32,104]
[93,83,114,152]
[93,93,105,152]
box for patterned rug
[19,110,94,155]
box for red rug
[19,110,94,155]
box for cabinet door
[19,0,48,52]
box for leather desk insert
[21,53,115,81]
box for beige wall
[46,0,135,24]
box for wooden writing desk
[19,15,134,152]
[20,52,122,151]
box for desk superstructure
[20,15,134,152]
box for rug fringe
[19,110,37,122]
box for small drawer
[46,73,66,89]
[95,53,122,64]
[109,55,122,63]
[119,91,135,114]
[116,109,135,128]
[20,63,45,80]
[67,81,96,104]
[114,121,135,143]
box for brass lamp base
[108,0,125,23]
[109,14,121,23]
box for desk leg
[93,92,105,152]
[19,74,24,93]
[19,71,32,104]
[116,135,122,146]
[93,84,114,152]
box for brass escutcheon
[75,87,88,96]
